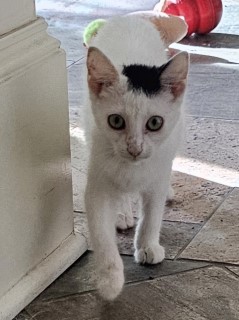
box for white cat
[84,15,189,300]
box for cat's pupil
[152,118,157,126]
[115,117,120,124]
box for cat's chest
[108,159,158,192]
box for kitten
[84,15,189,300]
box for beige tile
[165,171,231,223]
[180,188,239,264]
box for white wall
[0,1,87,319]
[0,25,73,297]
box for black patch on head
[122,62,170,97]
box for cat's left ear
[160,51,189,99]
[87,47,119,97]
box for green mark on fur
[83,19,106,46]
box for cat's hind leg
[85,184,124,300]
[116,194,135,231]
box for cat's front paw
[134,243,165,264]
[97,260,124,300]
[116,212,135,231]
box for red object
[161,0,223,36]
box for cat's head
[87,46,189,163]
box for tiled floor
[15,0,239,319]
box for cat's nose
[127,144,143,158]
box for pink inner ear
[88,74,104,96]
[87,47,118,96]
[171,81,186,99]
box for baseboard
[0,233,87,320]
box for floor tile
[165,171,231,223]
[70,121,88,212]
[74,212,202,260]
[123,257,208,284]
[180,188,239,264]
[183,118,239,174]
[67,63,86,110]
[117,220,202,259]
[186,64,239,120]
[26,267,239,320]
[227,266,239,277]
[213,1,239,35]
[149,266,239,320]
[174,34,239,64]
[175,117,239,188]
[72,167,87,212]
[74,212,89,242]
[32,251,207,302]
[13,310,32,320]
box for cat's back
[90,15,168,70]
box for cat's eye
[108,114,126,130]
[146,116,164,131]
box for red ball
[161,0,223,36]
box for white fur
[84,15,188,300]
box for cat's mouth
[120,153,150,163]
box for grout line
[195,187,235,225]
[173,187,235,260]
[162,219,200,225]
[74,210,86,214]
[24,258,239,308]
[177,257,239,269]
[122,265,214,289]
[26,290,98,306]
[16,309,33,319]
[224,266,239,279]
[67,56,86,69]
[25,264,214,306]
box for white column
[0,0,36,35]
[0,1,87,319]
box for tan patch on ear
[127,11,187,46]
[87,47,118,96]
[149,14,187,46]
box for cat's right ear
[87,47,119,97]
